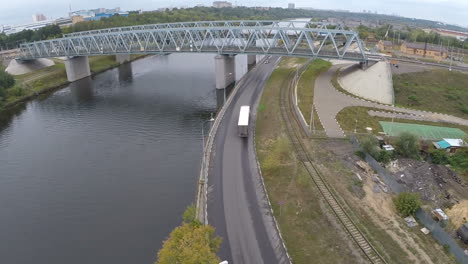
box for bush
[376,150,393,164]
[407,95,419,104]
[394,132,420,160]
[360,135,380,158]
[0,70,15,89]
[8,86,24,97]
[393,192,421,217]
[449,149,468,172]
[430,149,449,165]
[354,150,366,160]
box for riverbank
[0,54,146,113]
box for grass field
[296,59,331,130]
[256,58,365,263]
[393,69,468,119]
[336,106,468,135]
[380,121,466,139]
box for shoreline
[0,55,147,114]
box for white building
[32,13,47,22]
[213,1,232,8]
[288,3,295,9]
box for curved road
[207,56,290,264]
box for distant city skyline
[0,0,467,28]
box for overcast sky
[0,0,467,28]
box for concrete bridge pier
[64,56,91,82]
[247,54,256,66]
[359,61,368,70]
[247,54,256,71]
[215,54,236,89]
[115,54,131,64]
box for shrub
[430,149,449,165]
[407,95,419,104]
[394,132,420,160]
[354,150,366,160]
[360,135,380,158]
[9,86,24,97]
[459,104,468,114]
[393,192,421,217]
[376,150,393,164]
[0,70,15,89]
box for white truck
[238,105,250,137]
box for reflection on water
[0,53,247,264]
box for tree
[155,205,222,264]
[0,70,15,89]
[394,132,420,159]
[393,192,421,217]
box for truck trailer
[238,105,250,137]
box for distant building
[400,42,448,61]
[69,10,95,19]
[288,3,295,9]
[432,28,468,41]
[213,1,232,8]
[2,17,71,35]
[71,16,84,24]
[378,40,393,52]
[69,8,128,22]
[32,13,47,22]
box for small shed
[433,138,467,154]
[457,223,468,244]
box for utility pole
[309,103,315,135]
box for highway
[207,56,290,264]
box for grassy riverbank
[1,55,145,112]
[256,58,365,263]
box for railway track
[278,69,387,264]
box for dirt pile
[388,159,466,207]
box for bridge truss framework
[19,20,367,62]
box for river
[0,53,248,264]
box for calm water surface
[0,53,247,264]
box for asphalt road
[207,56,290,264]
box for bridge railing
[63,20,344,37]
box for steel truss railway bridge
[17,20,368,84]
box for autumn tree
[155,205,222,264]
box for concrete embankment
[339,61,394,105]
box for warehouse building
[400,42,448,61]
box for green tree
[155,205,222,264]
[0,70,15,89]
[395,132,420,159]
[393,192,421,217]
